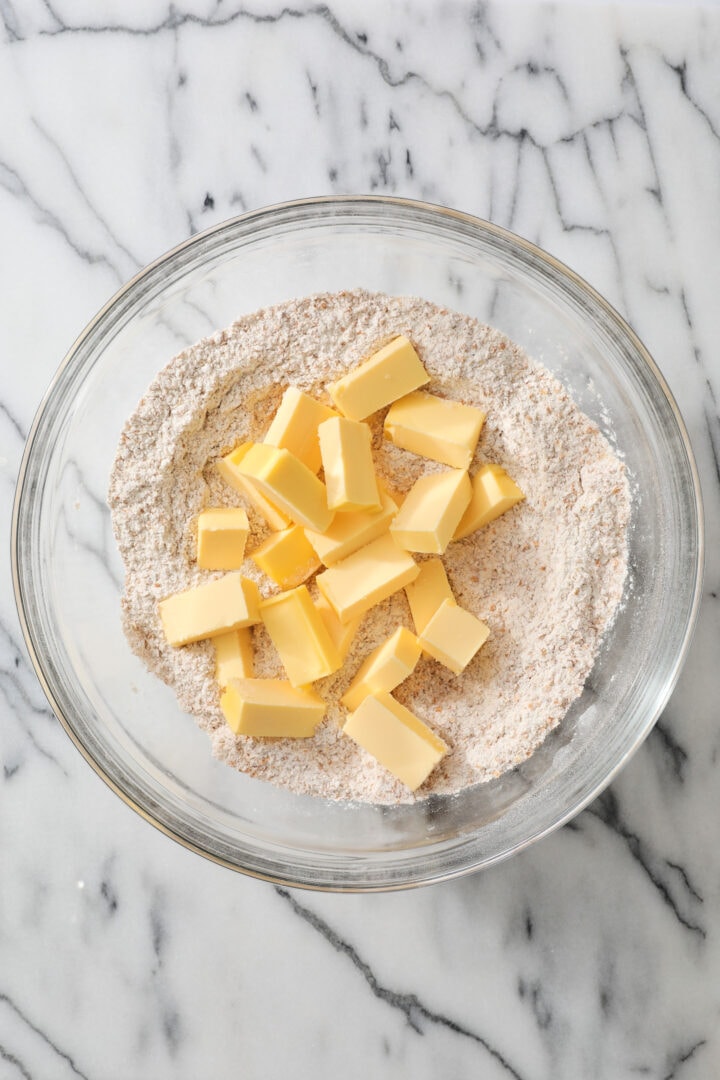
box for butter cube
[405,557,454,634]
[214,628,254,687]
[341,627,421,712]
[159,573,261,647]
[319,416,380,512]
[304,487,398,566]
[264,387,338,473]
[251,526,321,590]
[221,678,325,737]
[453,464,525,540]
[235,443,333,534]
[390,469,471,554]
[260,585,341,686]
[419,598,489,674]
[196,507,250,571]
[384,391,485,469]
[316,533,419,624]
[217,443,291,531]
[343,691,447,791]
[315,594,362,663]
[328,336,430,421]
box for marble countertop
[2,2,719,1077]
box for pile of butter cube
[159,336,524,792]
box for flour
[108,290,630,804]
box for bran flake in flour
[108,290,630,804]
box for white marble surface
[2,2,719,1077]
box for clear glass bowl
[12,197,703,891]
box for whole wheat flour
[108,290,630,804]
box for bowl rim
[11,194,705,891]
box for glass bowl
[12,196,703,891]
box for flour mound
[108,290,629,804]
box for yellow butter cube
[384,390,485,469]
[316,533,419,624]
[343,691,447,791]
[390,469,471,554]
[264,387,338,474]
[159,573,261,647]
[221,678,325,737]
[328,336,430,421]
[453,463,525,540]
[251,526,321,590]
[217,443,290,531]
[235,443,333,534]
[260,585,341,686]
[214,628,254,687]
[319,416,380,512]
[196,507,250,571]
[341,627,421,712]
[405,557,454,634]
[419,598,489,674]
[315,594,362,663]
[304,487,398,566]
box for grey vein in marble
[276,886,526,1079]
